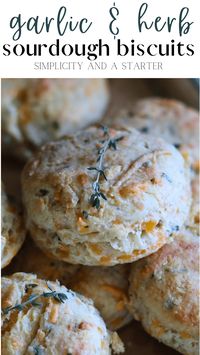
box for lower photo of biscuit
[1,79,199,355]
[1,272,124,355]
[128,230,199,355]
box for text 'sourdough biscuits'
[2,78,109,159]
[22,126,191,265]
[69,265,133,330]
[1,273,124,355]
[6,240,132,330]
[104,98,199,171]
[128,230,199,355]
[1,184,26,268]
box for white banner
[0,0,199,78]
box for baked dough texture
[4,238,79,285]
[1,184,26,268]
[5,239,132,330]
[22,126,191,265]
[104,97,199,172]
[128,230,199,355]
[1,272,124,355]
[2,79,109,159]
[104,98,199,235]
[69,265,133,330]
[186,175,200,235]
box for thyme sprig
[33,345,43,355]
[2,284,68,315]
[88,126,123,209]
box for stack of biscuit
[1,79,199,355]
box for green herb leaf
[82,210,89,219]
[52,121,60,130]
[2,287,68,315]
[33,345,43,355]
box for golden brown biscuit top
[130,230,199,334]
[22,125,188,218]
[105,98,199,172]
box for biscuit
[104,98,199,172]
[186,175,200,235]
[22,125,191,265]
[6,239,132,330]
[69,265,133,330]
[1,272,124,355]
[1,184,26,268]
[4,238,79,284]
[128,230,199,355]
[104,98,199,233]
[2,78,109,160]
